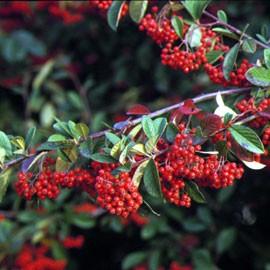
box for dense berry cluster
[15,167,94,201]
[15,244,66,270]
[95,168,143,218]
[138,6,251,86]
[158,123,244,207]
[205,59,252,87]
[236,97,270,128]
[15,159,142,218]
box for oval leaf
[245,66,270,87]
[143,159,162,198]
[222,43,240,81]
[229,125,264,154]
[107,0,125,31]
[129,0,148,23]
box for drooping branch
[203,10,270,49]
[1,87,253,172]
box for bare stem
[1,87,252,171]
[203,10,270,49]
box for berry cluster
[236,97,270,128]
[62,235,85,249]
[15,244,66,270]
[15,166,94,201]
[95,168,143,218]
[158,123,244,207]
[204,58,252,87]
[138,6,252,87]
[139,10,180,45]
[263,127,270,147]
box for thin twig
[203,10,270,49]
[1,87,252,171]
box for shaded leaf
[223,43,240,81]
[143,159,162,198]
[171,16,184,39]
[217,10,227,23]
[182,0,211,20]
[185,181,206,203]
[229,125,264,154]
[107,0,125,31]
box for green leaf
[153,117,167,138]
[0,131,12,157]
[111,163,132,176]
[79,140,92,159]
[53,118,73,137]
[33,60,54,91]
[128,124,142,139]
[205,50,223,64]
[129,0,148,23]
[71,214,95,229]
[142,116,156,139]
[37,141,72,151]
[242,39,257,53]
[216,228,237,254]
[145,136,158,154]
[165,123,178,143]
[183,218,207,232]
[110,140,122,159]
[11,137,25,151]
[55,157,71,172]
[222,43,240,81]
[186,25,202,48]
[59,146,78,163]
[264,49,270,69]
[119,142,135,164]
[122,252,147,270]
[132,160,149,188]
[105,132,121,144]
[51,240,67,260]
[40,103,56,127]
[75,123,89,139]
[229,125,264,154]
[223,113,233,125]
[25,127,36,149]
[148,250,160,270]
[185,181,206,203]
[171,16,184,39]
[256,33,268,44]
[68,121,81,140]
[245,66,270,87]
[131,144,148,156]
[217,185,236,203]
[0,148,6,164]
[143,159,162,198]
[11,30,46,57]
[192,249,214,270]
[212,27,239,39]
[48,134,66,142]
[0,169,12,202]
[107,0,125,31]
[182,0,211,21]
[2,37,27,62]
[197,207,213,226]
[90,153,116,163]
[217,10,227,23]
